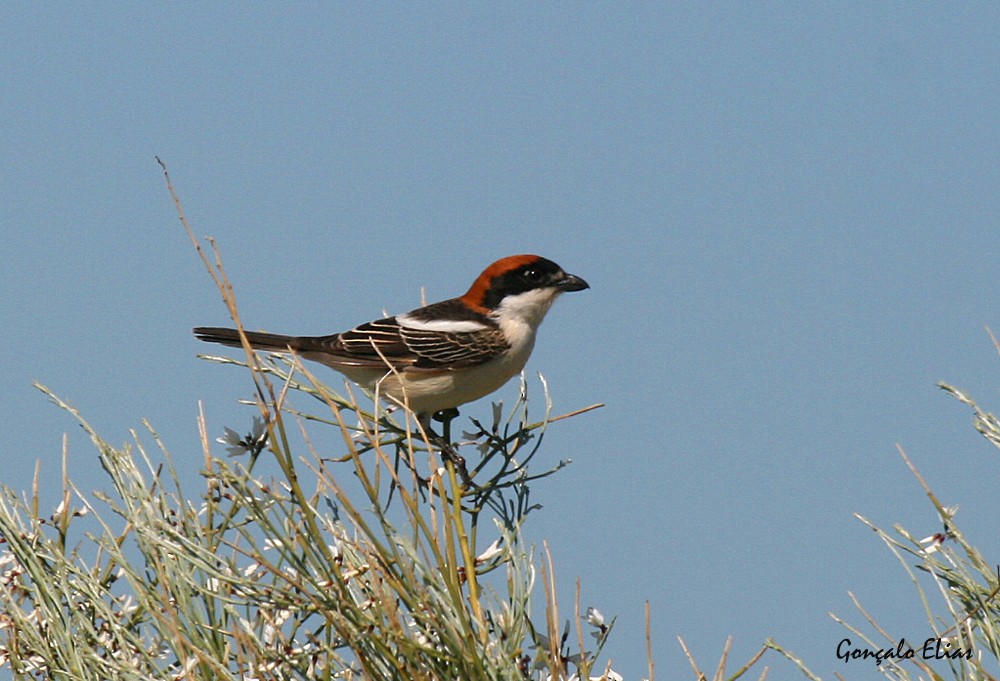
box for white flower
[919,533,946,555]
[476,538,504,564]
[217,416,267,456]
[586,606,609,640]
[351,420,368,442]
[560,673,622,681]
[585,607,605,628]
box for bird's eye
[521,268,544,284]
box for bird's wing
[400,323,509,369]
[315,316,508,371]
[328,318,415,367]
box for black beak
[557,272,590,292]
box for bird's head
[461,254,589,328]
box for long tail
[193,327,301,353]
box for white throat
[490,287,562,344]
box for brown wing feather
[195,314,509,372]
[400,325,509,369]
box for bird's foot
[428,408,474,487]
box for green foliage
[0,359,618,679]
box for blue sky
[3,4,1000,679]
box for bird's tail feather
[193,327,300,352]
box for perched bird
[194,254,588,431]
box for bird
[194,254,589,434]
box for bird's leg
[434,407,460,444]
[431,408,473,487]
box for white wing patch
[396,313,490,333]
